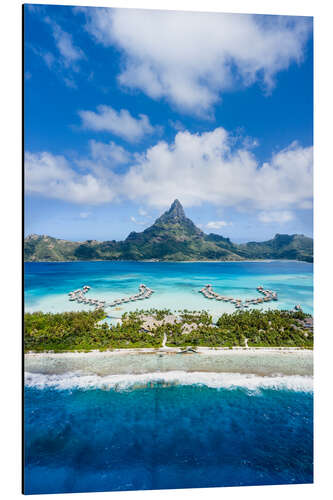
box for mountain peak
[165,199,186,219]
[155,199,189,226]
[131,198,204,242]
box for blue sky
[24,5,313,243]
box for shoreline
[25,348,313,380]
[24,258,313,264]
[25,346,313,357]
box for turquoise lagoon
[25,260,313,319]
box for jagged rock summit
[126,199,204,244]
[24,199,313,262]
[153,199,203,237]
[158,199,186,221]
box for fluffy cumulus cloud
[25,128,313,211]
[25,151,115,205]
[78,8,311,115]
[79,105,155,142]
[122,129,313,210]
[70,140,130,193]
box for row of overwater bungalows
[199,284,278,309]
[67,284,154,310]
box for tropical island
[24,200,313,263]
[24,308,313,353]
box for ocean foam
[25,370,313,393]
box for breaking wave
[25,370,313,393]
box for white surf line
[199,284,278,309]
[68,284,155,310]
[24,370,314,392]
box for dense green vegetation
[161,309,312,348]
[24,308,313,352]
[24,309,163,352]
[24,200,313,262]
[215,309,313,348]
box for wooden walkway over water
[199,284,278,309]
[68,284,155,310]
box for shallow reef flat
[25,348,313,378]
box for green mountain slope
[237,233,313,262]
[24,200,313,262]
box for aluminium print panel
[23,4,313,495]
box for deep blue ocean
[24,261,313,494]
[24,384,313,494]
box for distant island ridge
[24,199,313,263]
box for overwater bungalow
[67,283,155,310]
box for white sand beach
[25,348,313,378]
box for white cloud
[121,129,313,210]
[79,105,155,142]
[206,220,232,229]
[42,51,55,69]
[25,151,115,205]
[76,140,131,183]
[30,17,85,88]
[169,120,186,132]
[79,8,311,116]
[63,77,77,89]
[79,212,91,219]
[88,139,130,164]
[45,17,85,69]
[25,128,313,211]
[30,46,55,69]
[258,211,295,223]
